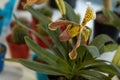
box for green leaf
[76,45,100,60]
[25,5,67,60]
[24,36,70,71]
[25,5,51,27]
[90,34,117,54]
[65,2,79,23]
[112,46,120,66]
[76,45,86,62]
[90,63,120,75]
[77,60,107,70]
[103,9,120,30]
[103,43,117,52]
[78,70,109,80]
[85,46,100,58]
[13,15,51,48]
[5,59,69,76]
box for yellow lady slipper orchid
[49,4,96,60]
[69,4,96,60]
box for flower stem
[103,0,112,10]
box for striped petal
[68,26,80,38]
[82,3,96,26]
[48,20,75,30]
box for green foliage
[112,46,120,66]
[6,0,120,80]
[103,9,120,30]
[64,1,80,23]
[90,34,118,54]
[37,6,53,18]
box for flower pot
[0,43,6,72]
[6,34,29,59]
[32,54,49,80]
[35,35,52,48]
[93,11,120,42]
[36,70,49,80]
[49,0,76,9]
[31,21,52,48]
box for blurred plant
[102,0,120,30]
[37,6,53,18]
[24,0,48,7]
[116,0,120,7]
[6,0,120,80]
[0,45,5,54]
[11,18,29,44]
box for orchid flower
[49,3,96,60]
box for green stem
[103,0,112,10]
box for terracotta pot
[6,34,29,59]
[0,43,6,72]
[93,11,120,42]
[31,21,52,48]
[35,35,52,48]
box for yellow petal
[82,4,96,26]
[83,28,91,41]
[68,26,80,37]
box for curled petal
[69,30,82,60]
[69,48,77,60]
[83,28,91,42]
[48,20,75,30]
[82,4,96,26]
